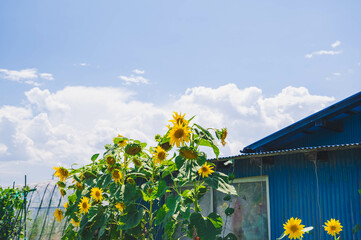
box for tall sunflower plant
[54,112,237,240]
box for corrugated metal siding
[283,112,361,149]
[224,148,361,240]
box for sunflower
[70,218,80,227]
[112,169,122,184]
[105,154,115,165]
[54,208,63,222]
[127,177,135,184]
[220,128,227,146]
[153,146,167,164]
[59,188,66,197]
[198,162,215,178]
[169,112,189,126]
[159,141,172,151]
[78,196,91,214]
[91,187,103,202]
[132,158,142,167]
[179,147,198,160]
[324,218,342,237]
[75,181,84,190]
[64,202,69,210]
[168,124,192,147]
[114,134,128,148]
[283,217,305,239]
[125,143,142,156]
[115,202,125,213]
[53,167,69,182]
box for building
[213,91,361,239]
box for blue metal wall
[222,148,361,239]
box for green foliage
[0,186,24,239]
[56,113,237,239]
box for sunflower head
[220,128,227,146]
[125,143,142,156]
[115,202,125,213]
[78,196,90,214]
[59,188,66,197]
[53,166,69,182]
[324,218,342,237]
[91,187,103,202]
[105,154,116,165]
[169,112,189,126]
[159,141,172,151]
[132,157,142,167]
[179,146,198,160]
[54,208,63,222]
[112,169,122,184]
[75,181,83,190]
[153,146,167,165]
[283,217,305,239]
[198,162,215,178]
[168,124,192,147]
[64,202,69,210]
[127,177,135,184]
[114,134,128,148]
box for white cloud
[79,63,88,66]
[332,73,341,76]
[331,41,341,48]
[0,143,7,155]
[133,69,145,74]
[305,50,342,58]
[39,73,54,81]
[0,85,335,185]
[119,75,149,85]
[0,68,54,85]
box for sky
[0,0,360,186]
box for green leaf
[224,233,238,240]
[194,123,214,140]
[198,139,219,158]
[205,172,237,195]
[352,224,360,234]
[225,207,234,216]
[101,174,112,189]
[91,153,99,161]
[175,155,185,170]
[223,194,231,201]
[118,205,143,230]
[188,212,222,240]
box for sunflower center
[174,129,184,139]
[290,225,298,233]
[201,166,208,172]
[330,226,336,231]
[113,171,120,178]
[96,191,100,197]
[82,202,87,208]
[181,149,198,159]
[158,151,166,160]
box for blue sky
[0,0,360,185]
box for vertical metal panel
[229,148,361,240]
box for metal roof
[212,142,361,161]
[242,91,361,153]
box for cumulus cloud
[0,85,335,185]
[305,50,342,58]
[0,144,7,155]
[133,69,145,74]
[0,68,54,85]
[331,41,341,48]
[119,75,149,85]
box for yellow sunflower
[168,124,192,147]
[153,146,167,164]
[114,134,128,148]
[221,128,227,146]
[53,166,69,182]
[54,208,63,222]
[324,218,342,237]
[112,169,122,184]
[115,202,125,213]
[78,196,91,214]
[59,188,66,197]
[70,218,80,227]
[179,147,198,160]
[198,162,215,178]
[169,112,189,126]
[64,202,69,210]
[105,154,115,165]
[283,217,305,239]
[91,187,103,202]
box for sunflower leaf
[197,139,219,158]
[91,153,99,161]
[205,172,237,195]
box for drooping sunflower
[78,196,91,214]
[324,218,342,237]
[169,112,189,126]
[105,154,115,165]
[59,188,66,197]
[153,146,167,164]
[112,169,122,184]
[115,202,125,213]
[198,162,215,178]
[70,218,80,227]
[113,134,128,148]
[64,202,69,210]
[220,128,227,146]
[125,143,142,156]
[127,177,135,184]
[168,124,192,147]
[159,141,172,151]
[91,187,103,202]
[179,146,198,160]
[283,217,305,239]
[132,157,142,167]
[54,208,63,222]
[53,167,69,182]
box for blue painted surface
[221,148,361,239]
